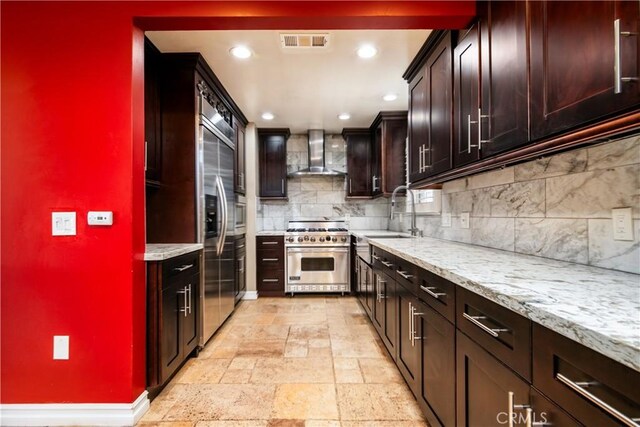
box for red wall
[1,1,473,404]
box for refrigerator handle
[215,175,228,256]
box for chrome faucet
[390,185,421,237]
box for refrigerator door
[219,141,235,324]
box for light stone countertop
[144,243,203,261]
[350,229,413,239]
[256,230,286,236]
[368,236,640,372]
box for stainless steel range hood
[288,129,346,177]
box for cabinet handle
[411,305,424,345]
[556,373,640,427]
[240,172,245,189]
[372,176,380,192]
[144,140,148,171]
[380,260,393,268]
[261,241,279,245]
[422,144,429,171]
[418,145,423,172]
[262,258,279,262]
[614,18,639,94]
[467,114,479,153]
[372,254,381,261]
[177,286,188,317]
[397,270,413,280]
[349,178,352,194]
[186,284,192,314]
[463,312,509,338]
[508,391,532,427]
[173,264,194,272]
[281,178,285,195]
[409,301,414,345]
[262,278,279,283]
[420,285,446,300]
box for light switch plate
[52,212,76,236]
[612,207,633,241]
[87,211,113,226]
[442,212,452,227]
[53,335,69,360]
[460,212,470,229]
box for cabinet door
[160,282,182,381]
[380,114,408,195]
[424,33,453,177]
[396,287,420,394]
[258,130,288,198]
[453,24,482,167]
[530,1,640,140]
[408,69,428,183]
[457,331,531,427]
[182,276,199,356]
[371,126,383,196]
[364,262,374,319]
[479,0,529,156]
[416,300,455,427]
[372,271,385,332]
[530,388,583,427]
[144,38,162,183]
[345,130,373,197]
[381,275,397,360]
[234,120,246,195]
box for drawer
[457,287,532,381]
[394,256,418,292]
[257,269,284,293]
[257,235,284,250]
[164,251,200,280]
[530,388,583,427]
[257,249,284,269]
[533,324,640,426]
[415,266,455,324]
[371,246,396,276]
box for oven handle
[287,247,349,254]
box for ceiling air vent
[280,33,329,49]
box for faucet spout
[390,185,420,237]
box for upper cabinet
[233,117,246,195]
[406,32,453,183]
[343,128,374,198]
[144,38,163,186]
[529,0,639,140]
[372,111,408,196]
[258,128,290,199]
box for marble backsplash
[391,134,640,274]
[257,134,391,231]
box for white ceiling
[146,30,430,133]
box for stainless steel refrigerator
[197,95,235,347]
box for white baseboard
[242,291,258,300]
[0,390,149,426]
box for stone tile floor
[138,296,429,427]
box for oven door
[287,247,349,286]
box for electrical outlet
[87,211,113,226]
[52,212,76,236]
[53,335,69,360]
[460,212,470,229]
[612,208,633,241]
[442,212,452,227]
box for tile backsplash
[257,134,390,231]
[391,134,640,274]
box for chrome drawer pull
[508,391,532,427]
[420,285,446,300]
[397,270,414,280]
[372,254,381,261]
[381,260,393,268]
[262,258,279,262]
[556,373,640,427]
[262,278,279,283]
[614,19,639,94]
[173,264,194,272]
[463,312,509,338]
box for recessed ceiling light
[261,112,274,120]
[383,93,398,102]
[230,46,252,59]
[357,45,377,59]
[338,113,351,120]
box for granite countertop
[144,243,204,261]
[368,236,640,372]
[256,230,286,236]
[350,229,413,239]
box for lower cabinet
[372,270,397,361]
[256,235,285,296]
[396,286,420,394]
[234,235,246,304]
[147,251,200,397]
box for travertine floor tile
[251,358,334,384]
[358,358,404,383]
[219,369,253,384]
[137,422,195,427]
[337,384,424,421]
[341,422,429,427]
[236,339,286,357]
[228,357,257,370]
[272,384,339,420]
[333,358,359,370]
[196,421,268,427]
[335,368,364,383]
[172,359,231,384]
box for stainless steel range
[285,220,350,295]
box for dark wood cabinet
[233,118,246,195]
[343,128,374,198]
[530,388,583,427]
[144,38,163,185]
[147,251,200,397]
[396,284,420,394]
[529,0,640,140]
[406,31,453,183]
[453,24,481,168]
[533,324,640,426]
[234,235,246,304]
[457,330,531,427]
[478,0,529,156]
[372,270,397,361]
[416,299,455,427]
[372,270,385,332]
[256,235,285,296]
[258,129,290,199]
[371,111,408,196]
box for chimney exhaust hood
[288,129,346,177]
